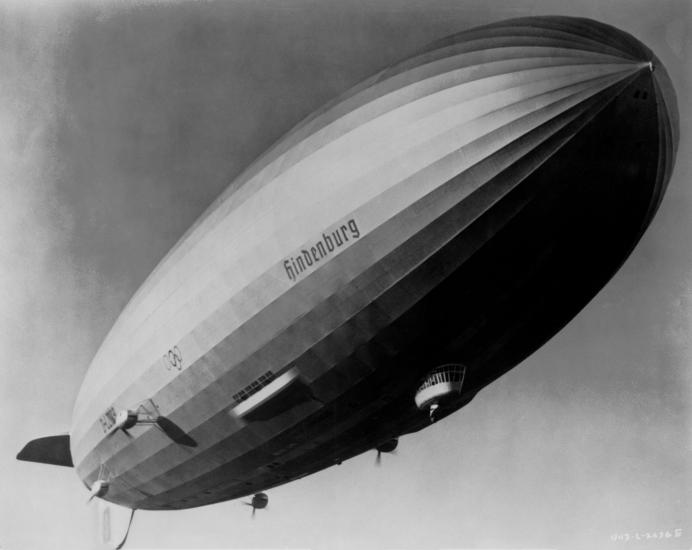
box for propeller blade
[375,451,382,466]
[105,426,133,439]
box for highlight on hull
[18,16,678,515]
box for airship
[18,13,678,540]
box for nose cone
[472,15,680,231]
[644,50,679,213]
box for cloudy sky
[0,1,690,549]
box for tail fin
[16,434,73,467]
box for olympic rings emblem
[164,346,183,371]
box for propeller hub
[375,438,398,454]
[114,410,138,431]
[87,479,109,503]
[244,493,269,517]
[251,492,268,509]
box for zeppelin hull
[70,17,678,510]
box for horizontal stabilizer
[17,434,73,467]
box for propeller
[242,493,268,518]
[104,410,197,447]
[86,479,109,504]
[374,438,398,466]
[105,410,137,439]
[242,501,258,518]
[375,448,397,466]
[105,428,133,440]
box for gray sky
[1,1,690,549]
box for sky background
[0,1,690,549]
